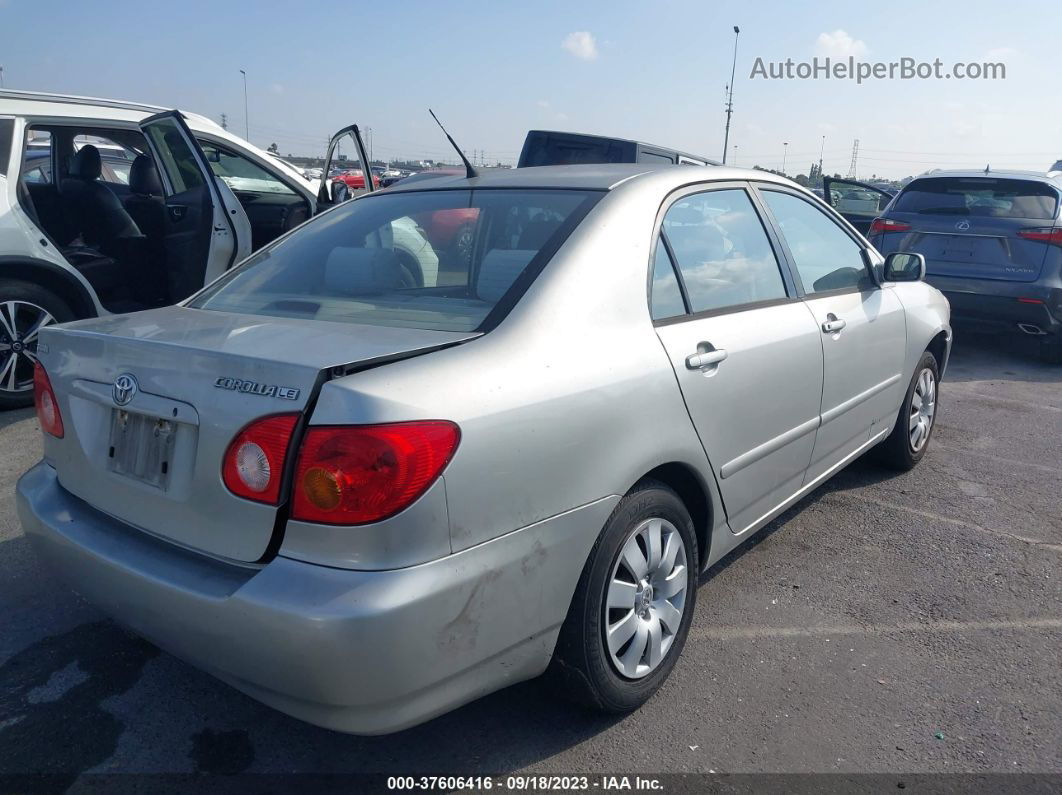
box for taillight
[869,218,912,236]
[1017,227,1062,247]
[222,414,299,504]
[33,362,64,438]
[292,421,460,525]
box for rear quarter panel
[306,180,724,556]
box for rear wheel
[0,280,74,410]
[875,351,939,471]
[550,480,698,712]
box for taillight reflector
[222,414,299,504]
[33,362,63,438]
[868,217,912,236]
[1016,227,1062,247]
[292,421,460,525]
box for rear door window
[661,188,788,313]
[893,177,1059,219]
[0,118,13,177]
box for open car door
[315,124,375,212]
[138,111,253,299]
[822,177,894,235]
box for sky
[1,0,1059,179]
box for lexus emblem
[112,373,138,406]
[955,220,971,231]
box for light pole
[782,141,789,175]
[721,25,740,164]
[818,135,825,182]
[239,69,249,141]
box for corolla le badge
[112,373,138,406]
[214,377,300,400]
[955,220,971,231]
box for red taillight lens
[1017,227,1062,247]
[33,362,63,438]
[292,421,460,525]
[869,217,912,236]
[222,414,299,504]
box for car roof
[1,89,313,190]
[382,163,797,193]
[910,169,1062,185]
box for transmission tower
[846,139,860,179]
[220,113,228,130]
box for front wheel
[550,480,698,712]
[874,350,939,471]
[0,280,74,410]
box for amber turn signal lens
[301,466,342,511]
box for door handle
[821,314,847,334]
[685,347,728,370]
[167,205,187,222]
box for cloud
[537,99,550,108]
[815,30,869,58]
[562,31,599,61]
[817,122,837,133]
[270,83,285,95]
[985,47,1017,61]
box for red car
[331,169,380,190]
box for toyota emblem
[955,220,971,231]
[112,373,138,406]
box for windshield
[893,177,1059,219]
[191,189,601,332]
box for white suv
[0,90,373,408]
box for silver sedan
[17,164,951,734]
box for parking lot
[0,330,1059,782]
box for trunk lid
[880,214,1053,283]
[38,306,478,562]
[877,176,1060,283]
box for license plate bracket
[108,409,178,490]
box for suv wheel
[875,351,939,470]
[550,480,698,712]
[0,280,74,410]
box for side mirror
[883,252,925,282]
[330,181,350,203]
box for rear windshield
[190,189,600,332]
[893,177,1059,219]
[519,133,634,167]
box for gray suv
[867,170,1062,363]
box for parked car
[331,168,379,191]
[18,163,950,734]
[865,169,1062,363]
[821,176,894,235]
[519,130,715,168]
[0,91,401,407]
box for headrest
[128,155,162,195]
[518,219,560,250]
[477,249,536,303]
[323,248,413,293]
[68,145,102,180]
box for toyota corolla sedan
[17,164,951,734]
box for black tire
[549,480,699,712]
[0,279,75,410]
[1038,338,1062,365]
[874,350,939,471]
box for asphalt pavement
[0,329,1059,785]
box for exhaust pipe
[1017,323,1046,336]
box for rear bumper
[17,462,616,734]
[929,277,1061,338]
